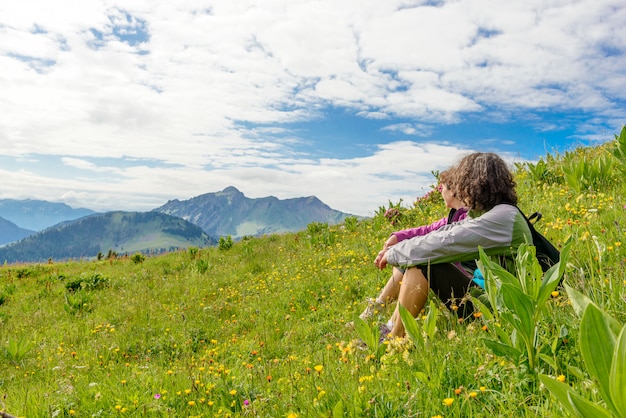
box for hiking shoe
[359,298,384,320]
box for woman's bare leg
[390,267,429,337]
[377,267,404,303]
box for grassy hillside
[1,130,625,417]
[0,211,213,263]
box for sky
[1,0,625,217]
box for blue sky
[1,1,625,217]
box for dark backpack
[515,206,561,272]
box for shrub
[218,235,233,250]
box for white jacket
[386,204,532,268]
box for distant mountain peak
[219,186,242,195]
[0,199,96,232]
[154,188,353,239]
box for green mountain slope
[0,211,214,263]
[0,216,35,246]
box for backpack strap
[527,211,542,224]
[499,202,560,272]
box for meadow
[1,128,625,417]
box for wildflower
[480,386,486,392]
[69,410,75,415]
[469,391,477,398]
[473,312,482,318]
[115,405,122,411]
[154,393,161,399]
[229,389,237,395]
[557,375,566,382]
[244,399,250,406]
[188,400,196,406]
[314,365,323,373]
[443,397,454,406]
[287,413,297,418]
[454,387,463,395]
[551,291,559,298]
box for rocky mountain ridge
[0,187,355,263]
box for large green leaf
[353,316,378,350]
[483,339,522,363]
[538,374,578,417]
[609,325,626,417]
[565,284,593,319]
[568,390,612,418]
[536,262,562,307]
[332,399,344,418]
[471,294,494,321]
[537,237,571,310]
[567,285,622,335]
[423,300,438,340]
[398,303,424,350]
[501,283,535,339]
[580,304,618,415]
[487,259,520,288]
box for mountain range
[0,199,95,231]
[153,186,349,239]
[0,211,213,263]
[0,187,354,263]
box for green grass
[1,132,625,417]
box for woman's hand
[374,249,389,270]
[384,234,398,249]
[374,234,397,270]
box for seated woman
[359,169,470,326]
[376,152,532,338]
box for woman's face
[441,183,456,208]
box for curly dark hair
[438,169,454,189]
[449,152,517,211]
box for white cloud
[0,0,624,217]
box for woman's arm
[392,216,448,242]
[385,205,529,268]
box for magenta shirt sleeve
[392,216,448,242]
